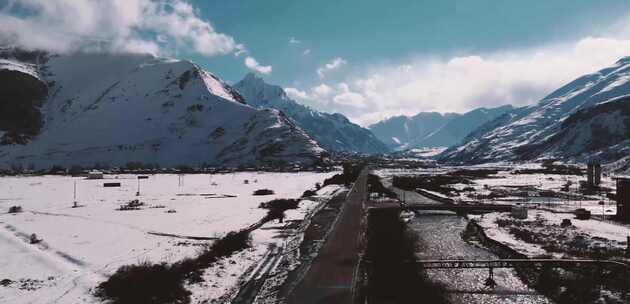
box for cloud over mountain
[289,36,630,126]
[0,0,270,71]
[244,56,272,74]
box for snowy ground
[0,172,337,303]
[377,163,619,214]
[378,163,630,259]
[475,210,630,258]
[186,183,344,303]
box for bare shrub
[8,205,22,213]
[253,189,274,196]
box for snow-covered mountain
[368,105,512,150]
[0,47,324,169]
[369,112,454,150]
[233,73,389,154]
[441,57,630,164]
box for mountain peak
[615,56,630,66]
[369,105,513,150]
[242,72,265,84]
[0,51,324,168]
[235,73,288,107]
[237,72,277,91]
[233,76,390,154]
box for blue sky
[191,0,630,85]
[2,0,630,125]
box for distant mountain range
[368,105,513,150]
[6,47,628,169]
[441,57,630,164]
[0,47,324,169]
[234,73,389,154]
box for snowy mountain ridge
[442,56,630,164]
[0,48,324,169]
[368,105,513,150]
[234,73,390,154]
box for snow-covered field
[475,210,630,258]
[378,163,630,258]
[0,171,337,303]
[377,163,619,214]
[463,169,621,217]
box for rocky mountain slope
[368,105,512,150]
[234,73,389,154]
[0,47,324,169]
[368,112,454,150]
[441,57,630,164]
[542,96,630,161]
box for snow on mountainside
[369,112,453,150]
[368,105,512,150]
[234,73,389,154]
[542,95,630,160]
[442,56,630,164]
[0,47,324,169]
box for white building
[87,171,104,179]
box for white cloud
[302,49,311,56]
[142,1,237,56]
[317,57,346,78]
[333,91,366,108]
[113,38,161,55]
[284,81,367,109]
[289,37,301,44]
[312,84,333,98]
[0,0,241,58]
[330,82,366,108]
[293,36,630,126]
[285,87,308,100]
[244,56,272,74]
[234,44,247,57]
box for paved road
[286,171,368,304]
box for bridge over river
[403,203,512,213]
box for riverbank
[467,213,630,304]
[410,213,551,304]
[377,170,551,303]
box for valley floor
[4,162,630,304]
[0,171,337,303]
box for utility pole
[178,174,185,188]
[73,180,78,208]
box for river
[391,184,551,304]
[409,213,551,304]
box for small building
[616,177,630,221]
[511,204,528,219]
[575,208,591,220]
[87,170,104,179]
[587,161,602,188]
